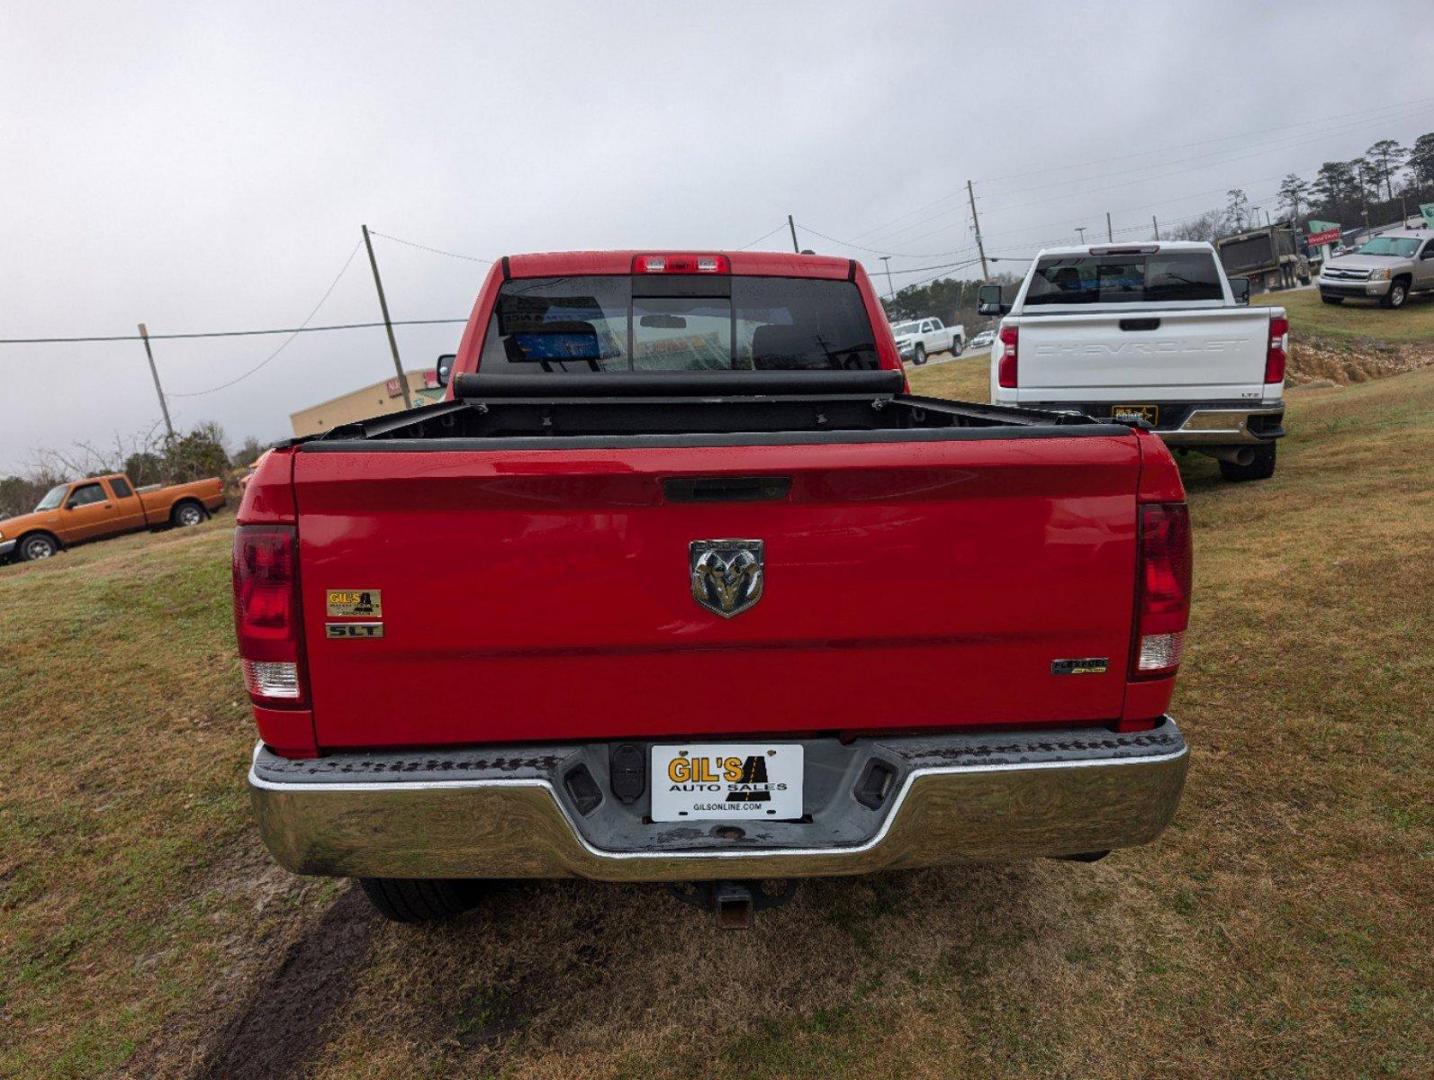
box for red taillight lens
[997,325,1019,388]
[1264,314,1288,384]
[1132,503,1192,680]
[631,253,730,274]
[233,525,306,704]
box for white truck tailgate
[1015,308,1272,401]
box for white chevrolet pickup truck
[890,316,964,365]
[979,241,1287,481]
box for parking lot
[3,342,1429,1079]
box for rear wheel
[20,533,58,561]
[1218,443,1277,482]
[952,340,964,357]
[913,344,927,365]
[1380,280,1408,309]
[172,501,207,527]
[357,877,486,923]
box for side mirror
[1229,277,1251,306]
[977,284,1009,317]
[435,354,456,388]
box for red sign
[423,369,439,388]
[385,377,402,397]
[1307,228,1340,246]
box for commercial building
[289,369,443,438]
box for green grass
[2,374,1432,1079]
[1253,286,1434,343]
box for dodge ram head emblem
[690,539,764,618]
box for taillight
[1264,315,1288,384]
[233,525,307,705]
[631,253,730,274]
[997,325,1019,388]
[1132,503,1192,680]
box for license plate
[1111,404,1158,424]
[650,744,804,822]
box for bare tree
[1365,139,1408,203]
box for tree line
[1170,133,1434,241]
[0,424,269,519]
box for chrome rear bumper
[249,720,1189,882]
[1159,405,1284,446]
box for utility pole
[966,180,988,279]
[1075,226,1088,244]
[879,256,895,299]
[137,323,175,441]
[1106,212,1113,242]
[1152,215,1160,241]
[362,224,412,409]
[787,214,800,254]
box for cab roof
[503,250,856,280]
[1032,240,1216,259]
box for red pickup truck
[240,251,1191,925]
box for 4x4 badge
[690,539,764,618]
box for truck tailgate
[293,437,1142,748]
[1016,308,1272,400]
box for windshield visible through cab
[891,321,920,336]
[1024,251,1224,305]
[479,276,879,372]
[35,484,67,511]
[1355,237,1419,258]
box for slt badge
[690,539,764,618]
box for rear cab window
[478,275,879,372]
[108,477,133,499]
[1024,251,1224,306]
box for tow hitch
[667,880,798,928]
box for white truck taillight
[997,326,1019,388]
[1132,503,1192,679]
[1264,315,1288,384]
[232,525,307,705]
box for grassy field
[3,367,1432,1078]
[1253,286,1434,344]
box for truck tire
[1380,278,1409,309]
[172,500,207,527]
[913,344,927,365]
[19,533,59,561]
[357,877,485,923]
[1218,443,1277,482]
[1321,294,1343,305]
[952,339,964,357]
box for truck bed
[281,372,1155,751]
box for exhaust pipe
[1201,446,1255,466]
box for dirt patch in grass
[1287,334,1434,387]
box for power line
[974,95,1434,183]
[368,229,493,263]
[0,318,467,346]
[735,222,791,250]
[169,240,365,398]
[794,222,978,260]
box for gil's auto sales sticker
[649,744,803,822]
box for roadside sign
[1307,227,1340,246]
[1308,219,1338,233]
[1421,204,1434,229]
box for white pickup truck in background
[890,316,964,365]
[979,241,1287,481]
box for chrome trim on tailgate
[249,721,1190,881]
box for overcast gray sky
[3,1,1432,472]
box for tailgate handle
[663,476,792,503]
[1119,318,1161,331]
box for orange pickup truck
[0,473,226,563]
